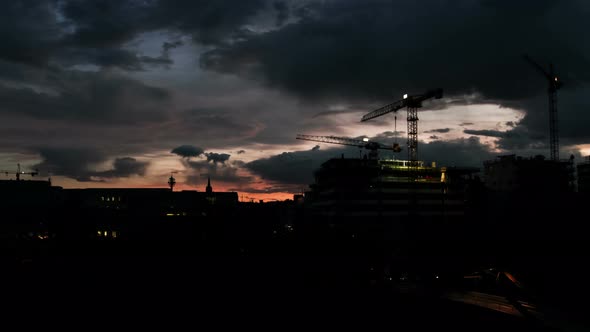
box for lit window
[97,230,102,237]
[112,231,117,238]
[101,196,104,201]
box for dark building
[0,179,62,242]
[60,179,238,241]
[481,154,582,262]
[483,154,575,193]
[0,174,239,244]
[577,156,590,193]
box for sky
[1,0,589,201]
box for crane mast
[361,88,443,164]
[524,55,562,161]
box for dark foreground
[4,242,582,331]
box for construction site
[0,60,588,332]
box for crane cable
[394,115,397,143]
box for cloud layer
[1,1,589,196]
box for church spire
[206,176,212,194]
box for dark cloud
[236,150,246,154]
[139,55,173,68]
[424,128,451,134]
[34,147,147,182]
[494,125,546,152]
[171,145,205,158]
[311,145,320,151]
[56,48,146,71]
[0,0,277,71]
[205,152,231,163]
[362,131,495,168]
[60,0,153,48]
[463,129,505,138]
[312,110,358,118]
[419,137,494,168]
[35,147,106,181]
[0,69,171,123]
[60,0,270,48]
[505,121,516,128]
[201,1,590,101]
[183,159,250,185]
[503,86,590,148]
[163,40,184,53]
[459,122,475,126]
[246,145,360,185]
[273,1,289,26]
[182,110,260,139]
[429,135,440,140]
[200,0,590,152]
[95,157,149,178]
[156,0,270,45]
[0,1,62,66]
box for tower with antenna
[168,172,176,191]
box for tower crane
[524,54,562,161]
[296,134,401,160]
[1,163,39,181]
[361,88,443,164]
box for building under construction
[300,156,482,268]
